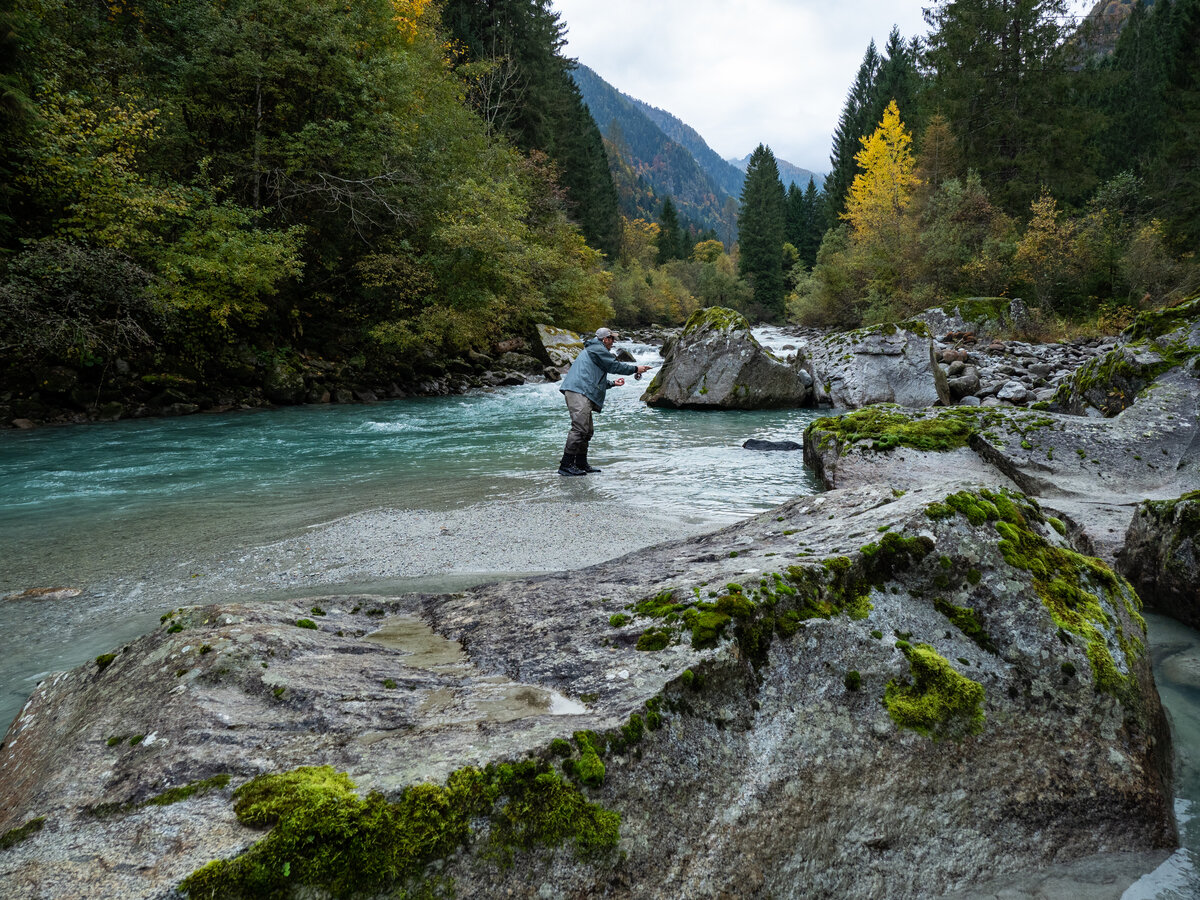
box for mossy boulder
[640,307,813,409]
[534,324,585,368]
[907,297,1024,343]
[804,323,950,409]
[0,484,1174,900]
[1053,295,1200,417]
[1118,490,1200,630]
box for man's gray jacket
[559,337,638,410]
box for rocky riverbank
[3,298,1197,898]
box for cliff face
[0,479,1174,899]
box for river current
[0,332,1197,897]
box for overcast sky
[552,0,1093,174]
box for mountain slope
[572,64,734,237]
[629,99,747,199]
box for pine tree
[923,0,1095,212]
[798,177,826,268]
[737,144,786,320]
[825,29,923,220]
[825,41,880,222]
[657,196,685,263]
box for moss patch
[0,817,45,850]
[883,643,985,741]
[181,762,619,898]
[933,598,997,654]
[928,489,1144,701]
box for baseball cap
[596,327,618,340]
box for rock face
[803,301,1200,568]
[805,324,950,409]
[1118,492,1200,630]
[0,482,1175,899]
[641,307,812,409]
[1053,298,1200,417]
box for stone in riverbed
[1117,491,1200,630]
[742,439,802,451]
[805,323,950,409]
[640,307,812,409]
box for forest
[0,0,1198,420]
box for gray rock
[996,380,1030,403]
[742,439,802,452]
[263,360,305,404]
[496,352,544,375]
[641,308,812,410]
[806,325,950,409]
[0,483,1173,900]
[1118,493,1200,629]
[1054,298,1200,417]
[535,325,585,368]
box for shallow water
[0,334,822,725]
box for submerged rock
[641,307,812,409]
[805,323,950,409]
[0,482,1174,899]
[742,438,802,451]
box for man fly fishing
[556,327,651,476]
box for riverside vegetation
[4,0,1200,426]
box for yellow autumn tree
[842,100,920,245]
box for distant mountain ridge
[628,98,747,200]
[571,64,732,238]
[728,153,823,192]
[571,64,822,241]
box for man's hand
[613,377,626,387]
[636,365,651,375]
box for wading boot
[577,446,600,473]
[557,453,586,476]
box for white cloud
[553,0,1094,173]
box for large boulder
[1053,296,1200,417]
[803,354,1200,566]
[909,298,1030,344]
[1117,491,1200,630]
[0,483,1173,899]
[805,323,950,409]
[535,324,585,367]
[640,307,812,409]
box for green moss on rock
[883,643,985,741]
[0,817,45,850]
[181,762,618,899]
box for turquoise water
[0,336,824,724]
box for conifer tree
[798,177,826,268]
[737,144,786,320]
[657,196,685,263]
[825,29,923,220]
[923,0,1094,212]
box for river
[0,333,1196,897]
